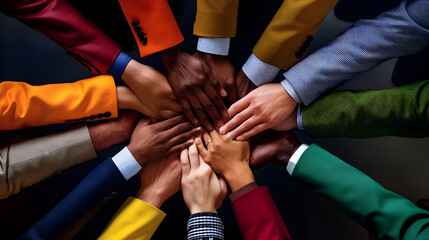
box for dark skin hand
[127,115,202,165]
[235,69,256,102]
[250,130,300,169]
[159,46,228,131]
[193,51,236,107]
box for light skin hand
[194,51,236,107]
[219,83,297,141]
[180,144,227,214]
[127,115,202,165]
[159,46,228,130]
[196,130,254,192]
[136,154,181,208]
[271,109,298,131]
[121,59,182,119]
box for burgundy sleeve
[231,186,291,240]
[0,0,122,75]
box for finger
[180,148,190,176]
[202,63,227,97]
[219,107,253,136]
[219,98,251,134]
[203,84,228,120]
[195,137,209,160]
[163,120,195,140]
[179,98,198,125]
[218,177,228,197]
[209,129,222,142]
[202,131,212,148]
[227,116,260,140]
[167,126,201,149]
[134,117,151,130]
[196,91,223,129]
[156,114,188,130]
[187,94,213,130]
[236,123,268,141]
[166,99,183,113]
[169,140,194,159]
[188,143,200,169]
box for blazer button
[295,52,303,58]
[103,191,119,204]
[89,115,96,120]
[104,112,112,118]
[132,20,147,45]
[97,113,104,119]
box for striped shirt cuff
[187,212,224,240]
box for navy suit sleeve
[19,158,127,240]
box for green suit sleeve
[292,144,429,240]
[301,80,429,138]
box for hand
[136,154,181,208]
[159,46,228,130]
[180,144,227,214]
[250,130,301,169]
[88,110,140,152]
[127,115,201,165]
[272,109,298,131]
[195,130,254,192]
[116,86,157,117]
[121,60,182,119]
[194,51,236,105]
[234,69,256,102]
[219,83,297,140]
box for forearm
[292,144,429,239]
[283,0,429,105]
[301,80,429,138]
[0,124,97,199]
[0,0,121,75]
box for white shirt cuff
[242,53,281,86]
[280,79,302,103]
[297,104,304,130]
[286,144,309,175]
[112,147,142,181]
[197,37,230,56]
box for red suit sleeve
[0,0,121,75]
[231,186,291,240]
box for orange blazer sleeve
[118,0,184,58]
[0,75,118,130]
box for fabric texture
[0,75,118,130]
[293,144,429,240]
[283,0,429,105]
[187,212,224,240]
[302,80,429,138]
[98,197,165,240]
[0,124,97,199]
[194,0,239,37]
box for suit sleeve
[231,186,291,240]
[292,144,429,240]
[118,0,184,58]
[193,0,239,37]
[0,75,118,130]
[98,197,165,240]
[252,0,338,70]
[301,80,429,138]
[0,124,97,199]
[282,0,429,105]
[18,157,128,240]
[0,0,122,75]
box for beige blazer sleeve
[0,124,97,199]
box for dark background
[1,0,429,239]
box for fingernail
[192,119,198,124]
[236,136,242,141]
[220,89,227,97]
[219,127,225,134]
[227,133,233,139]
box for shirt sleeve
[197,37,230,56]
[108,51,132,81]
[187,212,224,240]
[111,147,142,181]
[286,143,309,175]
[242,53,281,86]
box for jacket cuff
[229,182,258,201]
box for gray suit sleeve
[282,0,429,105]
[0,124,97,199]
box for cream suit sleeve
[98,197,166,240]
[0,124,97,199]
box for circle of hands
[113,47,301,211]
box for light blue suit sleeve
[282,0,429,105]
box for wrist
[127,143,146,166]
[277,136,301,166]
[136,187,164,209]
[190,206,217,214]
[159,45,181,66]
[224,164,255,192]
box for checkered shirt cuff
[187,212,224,240]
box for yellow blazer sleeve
[253,0,338,70]
[193,0,239,37]
[98,197,166,240]
[0,75,117,130]
[118,0,184,58]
